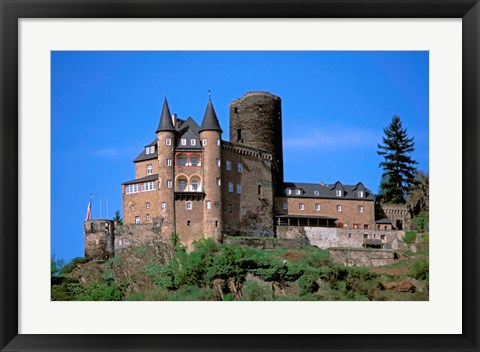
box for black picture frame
[1,1,479,351]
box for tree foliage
[377,115,418,203]
[113,210,123,225]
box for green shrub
[403,231,417,245]
[169,285,215,301]
[409,258,429,280]
[59,257,88,276]
[75,281,122,301]
[298,272,319,296]
[413,215,429,232]
[125,292,143,301]
[242,281,273,301]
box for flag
[85,195,92,221]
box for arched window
[190,176,202,192]
[177,177,188,191]
[190,154,200,166]
[177,154,187,166]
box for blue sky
[51,51,429,262]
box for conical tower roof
[199,98,223,133]
[156,97,175,133]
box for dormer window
[145,147,150,155]
[336,190,342,197]
[357,190,364,198]
[150,146,155,154]
[287,189,292,195]
[314,191,319,195]
[296,189,301,195]
[191,139,196,146]
[181,138,187,146]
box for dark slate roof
[156,98,175,132]
[175,117,202,151]
[283,181,374,201]
[199,99,223,133]
[375,218,392,224]
[133,138,158,162]
[122,174,158,185]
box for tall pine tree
[377,115,418,204]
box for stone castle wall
[328,248,397,267]
[277,226,403,250]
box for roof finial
[208,90,211,100]
[164,93,167,99]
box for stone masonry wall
[84,220,115,261]
[328,248,396,267]
[222,143,275,237]
[277,226,402,249]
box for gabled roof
[283,182,375,200]
[199,99,222,133]
[122,173,158,185]
[133,138,158,162]
[156,98,175,132]
[175,117,202,151]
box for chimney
[171,113,177,127]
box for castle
[119,91,378,248]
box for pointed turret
[199,98,223,133]
[156,97,175,132]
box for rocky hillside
[52,237,429,301]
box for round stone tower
[199,98,223,242]
[229,91,284,196]
[156,97,176,235]
[84,219,114,261]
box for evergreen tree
[113,210,123,225]
[377,115,418,204]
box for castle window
[146,202,150,209]
[216,177,221,187]
[364,224,369,229]
[178,179,187,191]
[241,207,246,216]
[202,139,207,146]
[353,224,359,229]
[186,201,192,210]
[216,139,221,146]
[228,182,233,193]
[348,233,352,238]
[236,184,241,194]
[227,204,232,213]
[358,190,364,198]
[299,203,305,210]
[364,234,368,239]
[216,158,221,167]
[215,220,218,227]
[167,180,172,188]
[373,234,377,238]
[146,164,153,175]
[161,202,166,210]
[135,216,140,224]
[336,205,342,212]
[166,138,172,146]
[191,179,199,191]
[314,191,320,195]
[142,181,157,191]
[191,156,199,166]
[237,129,242,142]
[167,158,172,166]
[358,206,364,213]
[206,201,212,210]
[315,204,320,211]
[283,202,288,210]
[131,205,135,211]
[177,156,187,166]
[191,139,196,146]
[296,189,301,195]
[145,147,150,155]
[181,138,187,146]
[150,145,155,154]
[146,214,150,221]
[226,160,231,170]
[187,220,191,226]
[381,235,386,240]
[237,163,243,173]
[336,190,342,197]
[286,189,292,195]
[258,185,262,195]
